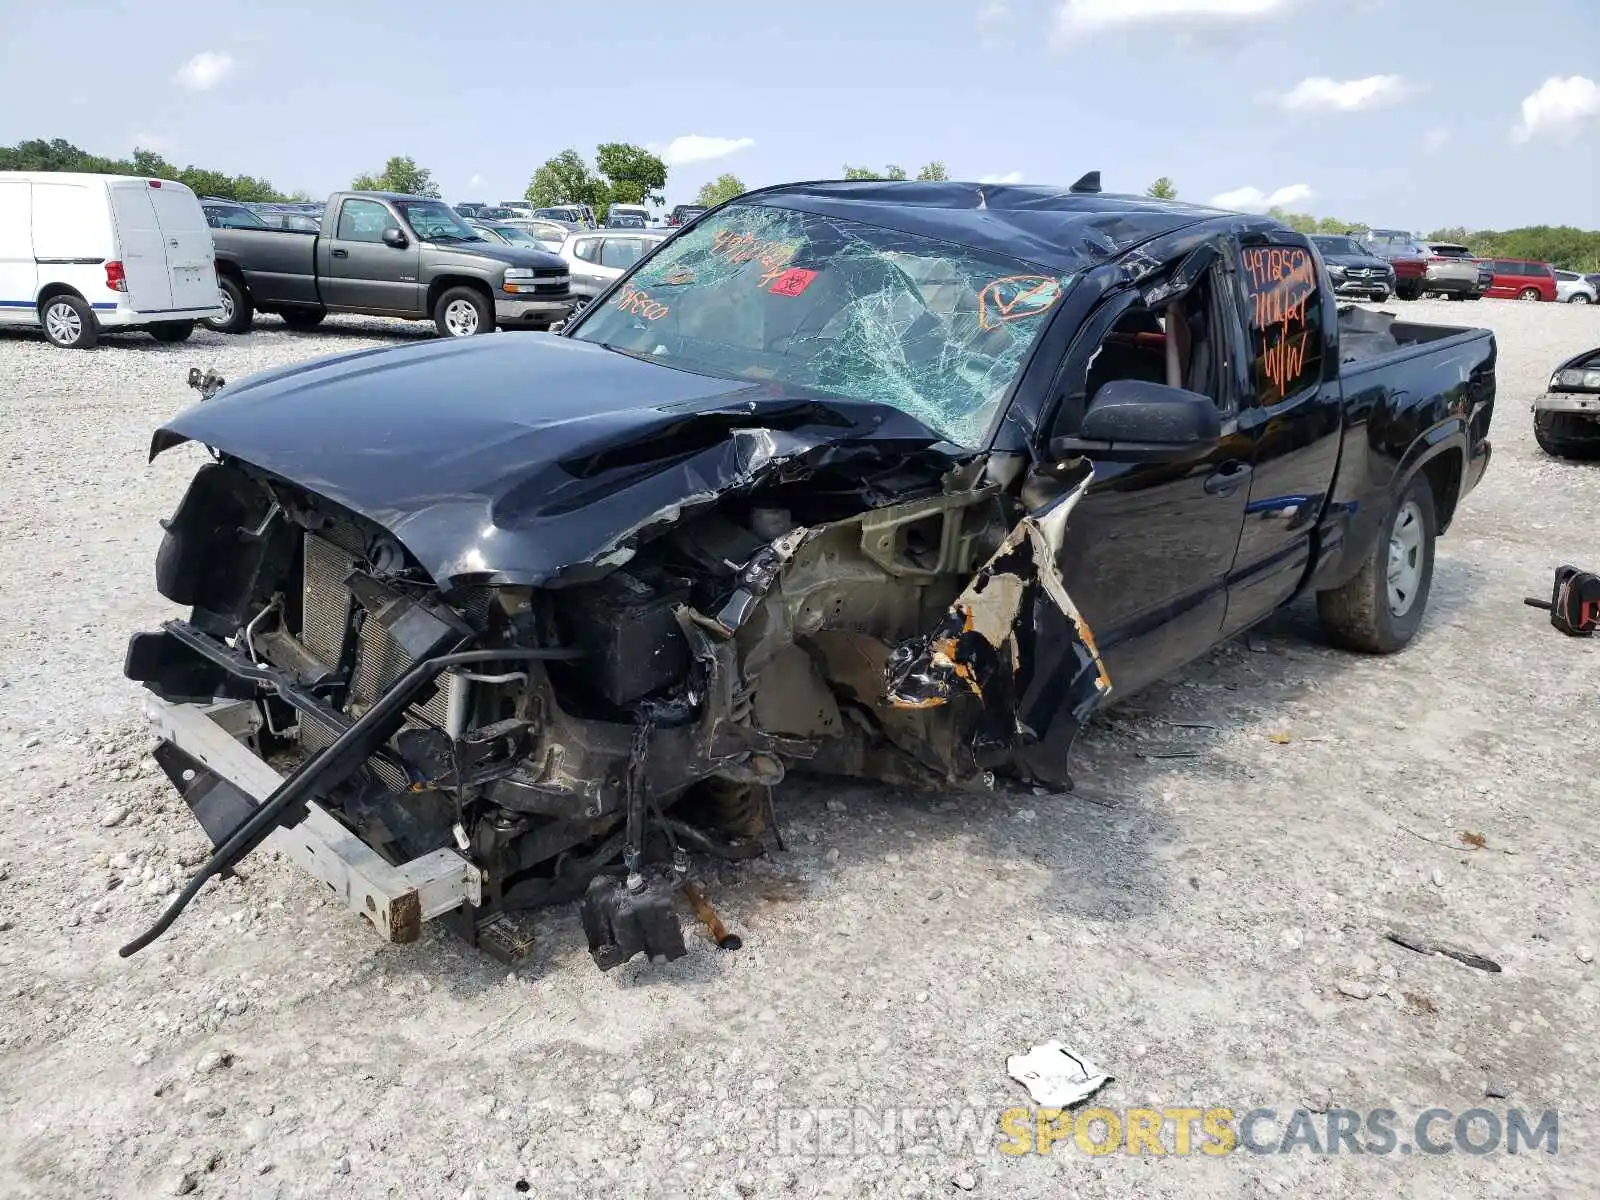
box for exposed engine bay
[126,441,1106,967]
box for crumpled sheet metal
[884,473,1110,729]
[1007,1041,1113,1109]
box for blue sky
[1,0,1595,230]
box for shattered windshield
[567,203,1073,448]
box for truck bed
[1335,305,1485,369]
[211,226,320,308]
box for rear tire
[1317,473,1437,654]
[1534,411,1600,460]
[149,321,194,344]
[1568,294,1592,305]
[1519,288,1542,301]
[39,294,98,349]
[1394,283,1421,301]
[279,307,327,331]
[434,286,493,337]
[206,276,254,334]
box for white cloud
[1512,75,1600,143]
[469,174,485,188]
[1274,74,1409,112]
[1210,183,1313,212]
[1057,0,1288,37]
[652,135,756,166]
[1423,126,1451,153]
[174,51,234,91]
[980,171,1024,184]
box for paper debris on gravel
[1007,1040,1112,1107]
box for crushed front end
[124,441,1107,968]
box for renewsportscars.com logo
[773,1105,1560,1158]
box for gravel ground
[0,302,1596,1199]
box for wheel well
[35,283,87,310]
[215,260,246,286]
[427,276,494,312]
[1419,449,1464,533]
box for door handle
[168,238,179,248]
[331,248,349,259]
[1203,462,1252,496]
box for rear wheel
[1394,283,1421,301]
[39,294,98,349]
[1519,287,1542,301]
[206,276,254,333]
[279,307,327,331]
[1317,473,1436,654]
[434,286,493,337]
[149,320,194,343]
[1534,411,1600,460]
[1568,294,1592,305]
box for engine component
[559,567,693,706]
[579,873,688,970]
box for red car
[1485,258,1557,302]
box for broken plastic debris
[1006,1041,1112,1108]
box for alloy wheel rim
[1386,499,1424,617]
[45,302,82,344]
[217,289,234,322]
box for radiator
[297,530,491,792]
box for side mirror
[382,227,408,249]
[1050,379,1222,463]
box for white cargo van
[0,172,220,349]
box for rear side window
[1238,243,1325,406]
[1527,262,1551,278]
[598,238,646,269]
[337,199,398,242]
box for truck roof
[741,180,1230,274]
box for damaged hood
[154,335,958,587]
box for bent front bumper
[146,695,482,943]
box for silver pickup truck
[201,191,575,336]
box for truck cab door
[1218,231,1344,636]
[1030,252,1251,715]
[323,198,420,313]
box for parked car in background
[1484,259,1557,302]
[262,210,321,233]
[557,228,670,310]
[1585,273,1600,292]
[668,204,708,227]
[454,202,487,218]
[205,190,574,336]
[1309,235,1395,301]
[1533,346,1600,458]
[535,204,597,228]
[467,219,566,254]
[1554,270,1596,304]
[501,201,535,216]
[1418,242,1489,300]
[500,219,571,253]
[0,171,219,348]
[1360,229,1428,300]
[606,203,651,227]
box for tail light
[105,261,127,292]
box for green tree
[351,156,439,197]
[694,173,746,207]
[1146,177,1178,200]
[916,161,949,181]
[526,148,609,210]
[841,164,909,181]
[595,142,668,208]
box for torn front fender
[884,470,1110,782]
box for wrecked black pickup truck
[122,178,1495,969]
